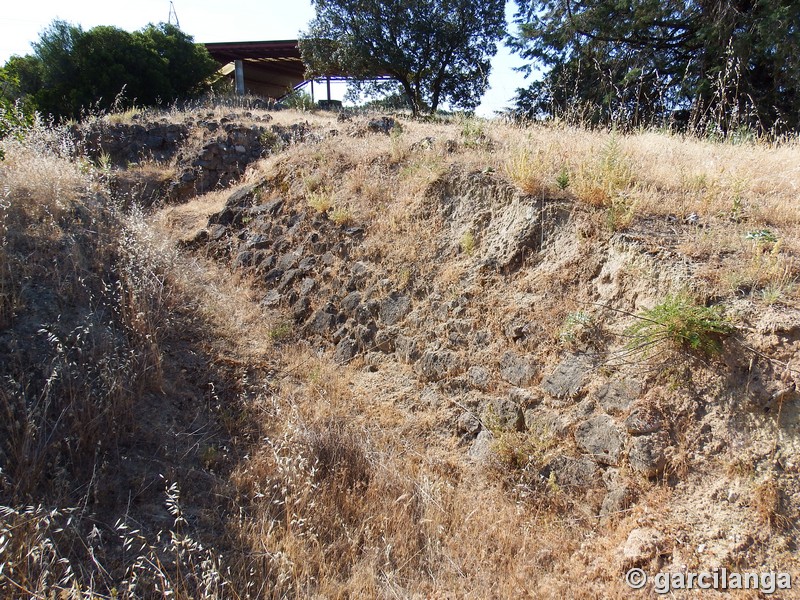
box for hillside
[2,107,800,598]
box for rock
[347,261,370,289]
[483,397,525,432]
[417,350,460,381]
[510,387,540,408]
[298,256,317,272]
[333,338,359,364]
[354,322,377,348]
[499,351,537,386]
[395,335,421,363]
[540,354,594,400]
[341,291,362,314]
[529,408,573,437]
[457,411,481,435]
[540,455,600,490]
[277,268,299,291]
[277,252,300,271]
[261,289,281,307]
[374,329,395,353]
[625,406,664,435]
[208,224,227,241]
[600,486,636,521]
[309,308,337,336]
[298,277,316,297]
[467,365,491,390]
[380,292,411,325]
[574,415,625,466]
[264,267,284,283]
[246,234,272,250]
[367,116,398,134]
[232,250,254,269]
[628,431,670,477]
[468,429,494,462]
[621,527,667,567]
[291,297,311,321]
[249,197,284,216]
[596,379,641,415]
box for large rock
[540,455,600,491]
[468,429,494,462]
[625,406,664,435]
[379,292,411,325]
[416,350,460,381]
[423,168,569,270]
[308,307,337,336]
[621,527,667,567]
[596,379,641,415]
[628,431,670,477]
[499,351,537,386]
[467,365,491,390]
[574,415,625,466]
[540,354,594,400]
[333,338,359,364]
[482,397,525,432]
[600,485,636,521]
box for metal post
[234,60,245,95]
[326,76,331,102]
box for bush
[625,294,734,358]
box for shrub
[625,294,734,358]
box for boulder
[596,379,641,415]
[621,527,667,567]
[380,292,411,325]
[499,351,537,387]
[540,354,594,400]
[628,431,670,477]
[574,415,625,466]
[417,349,460,381]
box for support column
[234,60,245,95]
[310,80,315,103]
[326,76,331,102]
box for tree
[5,20,218,119]
[299,0,506,116]
[511,0,800,134]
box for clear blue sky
[0,0,529,116]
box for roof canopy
[204,39,389,100]
[205,40,306,98]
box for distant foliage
[300,0,505,116]
[3,20,218,120]
[0,68,35,159]
[511,0,800,135]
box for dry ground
[2,108,800,599]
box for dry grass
[4,107,800,598]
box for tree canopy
[510,0,800,134]
[3,20,218,120]
[299,0,506,115]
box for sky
[0,0,530,117]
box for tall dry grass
[3,107,800,598]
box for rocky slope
[4,107,799,598]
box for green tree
[0,67,36,159]
[299,0,506,116]
[4,20,218,119]
[511,0,800,134]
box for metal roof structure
[205,39,389,101]
[204,40,307,98]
